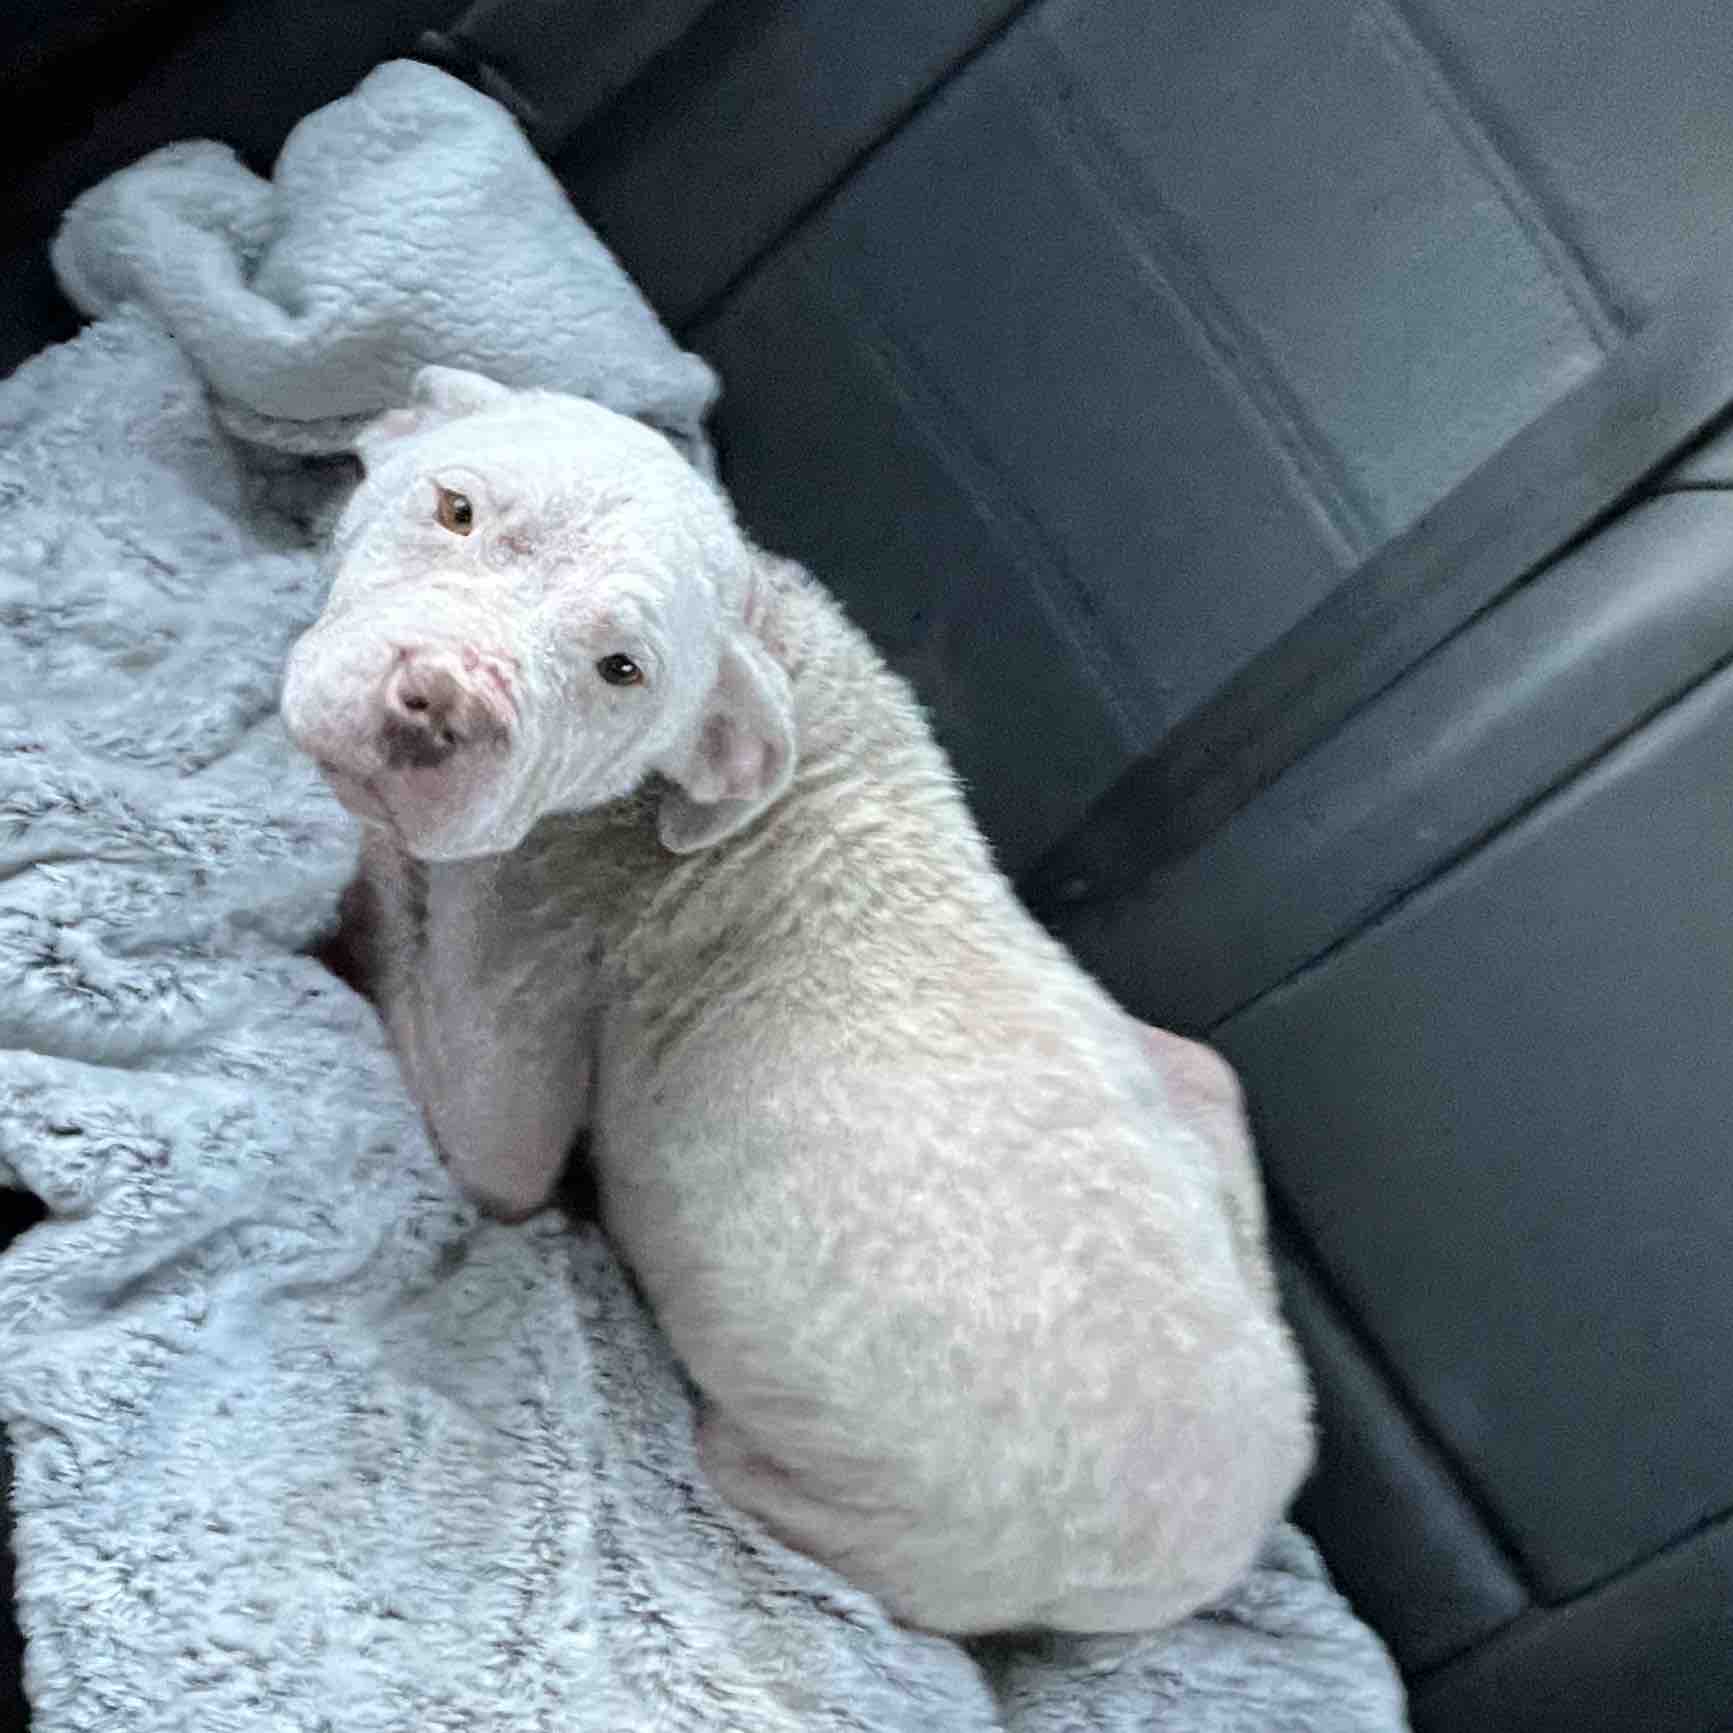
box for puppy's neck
[615,572,1001,974]
[384,562,993,977]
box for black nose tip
[382,664,464,769]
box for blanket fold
[51,61,717,464]
[0,58,1407,1733]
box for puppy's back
[596,566,1313,1634]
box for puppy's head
[281,368,793,861]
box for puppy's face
[282,370,793,861]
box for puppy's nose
[382,661,466,769]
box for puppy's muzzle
[379,654,510,770]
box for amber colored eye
[596,653,644,687]
[435,488,474,535]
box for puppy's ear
[355,367,515,465]
[656,631,795,853]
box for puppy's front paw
[469,1187,549,1225]
[425,1127,562,1223]
[444,1152,561,1224]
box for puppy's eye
[596,653,644,687]
[435,488,474,535]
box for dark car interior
[5,3,1733,1729]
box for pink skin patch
[398,642,521,721]
[478,658,520,709]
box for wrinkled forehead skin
[330,393,745,618]
[285,389,753,859]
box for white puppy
[282,367,1313,1637]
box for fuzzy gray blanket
[0,61,1408,1733]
